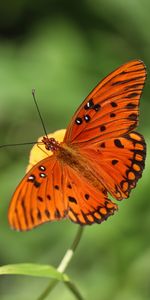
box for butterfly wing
[79,132,146,200]
[8,155,68,231]
[64,60,146,202]
[64,60,146,145]
[8,153,117,230]
[63,164,117,224]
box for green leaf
[0,263,69,281]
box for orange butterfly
[8,60,146,231]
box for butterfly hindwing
[63,164,118,225]
[8,156,68,231]
[79,132,146,200]
[64,60,146,145]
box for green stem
[37,280,58,300]
[65,281,84,300]
[37,226,84,300]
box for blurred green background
[0,0,150,299]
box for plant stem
[65,281,84,300]
[37,226,84,300]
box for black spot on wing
[55,209,61,218]
[40,173,46,178]
[110,113,116,118]
[39,165,46,171]
[47,194,51,200]
[93,104,101,112]
[84,99,94,110]
[100,142,106,148]
[110,101,118,107]
[37,196,43,202]
[67,184,72,189]
[45,209,50,218]
[112,159,118,165]
[75,117,83,125]
[37,209,42,220]
[54,185,59,190]
[127,92,139,98]
[68,196,77,204]
[128,113,137,121]
[34,181,41,188]
[126,103,137,109]
[100,125,106,132]
[114,139,124,148]
[84,115,91,122]
[27,174,35,182]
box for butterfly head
[42,136,60,152]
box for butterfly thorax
[42,136,80,166]
[42,137,81,169]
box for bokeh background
[0,1,150,299]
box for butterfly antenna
[32,89,48,137]
[0,141,43,149]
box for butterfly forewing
[8,156,68,231]
[64,60,146,145]
[64,60,146,205]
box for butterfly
[8,60,146,231]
